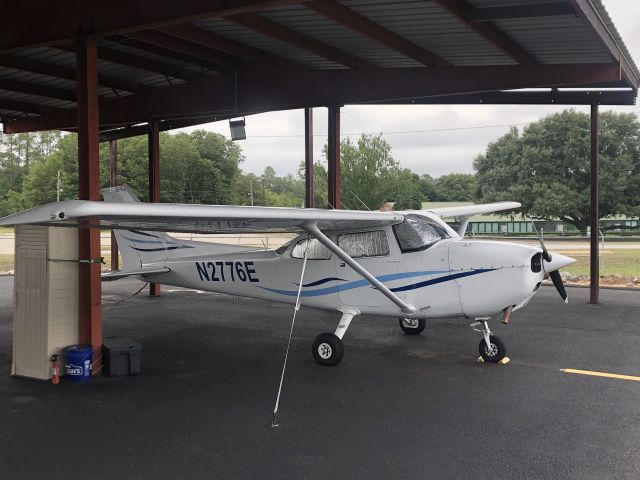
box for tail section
[102,185,194,270]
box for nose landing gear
[470,318,507,363]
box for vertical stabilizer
[101,185,191,269]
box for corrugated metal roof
[194,17,347,70]
[260,4,422,67]
[0,0,637,128]
[342,0,515,66]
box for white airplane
[0,185,575,366]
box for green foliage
[474,110,640,231]
[0,129,243,212]
[434,173,477,202]
[390,169,425,210]
[0,131,62,215]
[417,174,438,202]
[330,134,400,210]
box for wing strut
[304,224,417,315]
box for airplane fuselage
[142,229,545,320]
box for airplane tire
[312,333,344,366]
[399,318,426,335]
[479,335,506,363]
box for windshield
[393,214,451,252]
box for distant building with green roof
[421,202,639,235]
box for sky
[185,1,640,178]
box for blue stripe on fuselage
[257,269,493,297]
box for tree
[417,174,438,201]
[297,160,328,208]
[326,134,400,210]
[434,173,477,202]
[474,110,640,232]
[391,169,425,210]
[21,134,79,207]
[190,130,243,204]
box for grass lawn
[561,249,640,278]
[0,254,13,272]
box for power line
[245,122,531,139]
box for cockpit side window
[393,214,450,252]
[291,237,332,260]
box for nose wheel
[478,335,506,363]
[471,319,507,363]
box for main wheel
[478,335,506,363]
[312,333,344,366]
[399,318,426,335]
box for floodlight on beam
[229,117,246,141]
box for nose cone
[544,252,576,273]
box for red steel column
[304,108,314,208]
[76,37,102,373]
[589,104,599,304]
[148,119,161,296]
[109,139,119,271]
[327,105,340,209]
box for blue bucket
[65,345,92,382]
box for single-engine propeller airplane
[0,185,575,366]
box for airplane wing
[426,201,521,218]
[0,200,404,234]
[424,201,521,237]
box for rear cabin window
[337,231,390,258]
[393,214,450,252]
[291,238,331,260]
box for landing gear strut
[312,308,359,366]
[470,318,506,363]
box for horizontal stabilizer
[101,267,170,281]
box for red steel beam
[327,105,340,209]
[76,37,103,374]
[109,139,119,271]
[0,98,64,116]
[160,24,303,71]
[0,54,146,93]
[148,119,162,296]
[3,63,623,133]
[305,0,450,68]
[589,103,599,304]
[0,78,76,102]
[431,0,537,65]
[227,13,374,69]
[304,107,314,208]
[0,0,304,53]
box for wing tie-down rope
[271,237,310,428]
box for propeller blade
[549,270,568,304]
[539,237,552,262]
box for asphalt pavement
[0,277,639,479]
